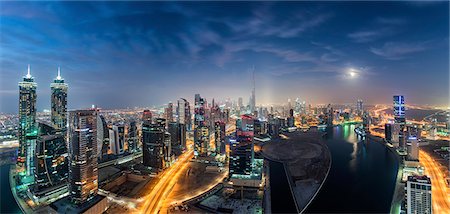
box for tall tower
[177,98,191,130]
[51,67,68,131]
[68,109,98,204]
[357,99,363,116]
[250,67,256,113]
[230,114,255,177]
[18,64,38,177]
[142,122,165,170]
[393,95,406,150]
[194,94,208,156]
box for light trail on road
[138,149,194,214]
[419,150,450,213]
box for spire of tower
[57,66,61,80]
[26,64,31,78]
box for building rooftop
[407,175,431,184]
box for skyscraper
[33,122,68,192]
[168,122,181,156]
[406,175,432,214]
[356,99,363,116]
[67,109,98,204]
[50,67,68,131]
[18,64,38,177]
[128,121,138,153]
[97,114,109,158]
[214,121,226,154]
[177,98,191,131]
[394,95,406,150]
[142,122,165,170]
[165,102,173,126]
[230,115,254,177]
[250,68,256,113]
[194,94,209,156]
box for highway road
[138,149,194,214]
[138,123,235,214]
[419,150,450,213]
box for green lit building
[18,64,38,178]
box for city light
[0,2,448,214]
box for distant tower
[357,99,363,116]
[68,109,98,204]
[165,102,174,125]
[177,98,191,131]
[250,67,256,113]
[51,67,68,131]
[393,95,406,150]
[18,64,38,177]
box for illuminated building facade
[394,95,406,150]
[165,102,173,127]
[128,121,138,153]
[97,114,109,158]
[356,99,363,116]
[214,121,226,154]
[50,67,68,131]
[33,122,68,192]
[18,64,38,177]
[406,175,432,214]
[230,115,254,177]
[112,124,125,155]
[177,98,191,131]
[142,122,165,170]
[168,122,181,156]
[68,109,98,204]
[194,94,209,156]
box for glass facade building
[68,109,98,204]
[18,65,38,177]
[50,67,68,131]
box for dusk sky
[0,1,448,113]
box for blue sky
[0,1,448,113]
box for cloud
[348,27,396,43]
[369,42,429,60]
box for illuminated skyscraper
[142,122,165,170]
[97,114,109,158]
[68,109,98,204]
[177,98,191,131]
[128,121,138,153]
[110,124,125,155]
[394,95,406,150]
[214,121,226,154]
[18,64,38,177]
[230,115,254,177]
[51,67,68,131]
[165,102,173,126]
[250,68,256,113]
[406,175,432,214]
[194,94,209,156]
[32,122,68,200]
[356,99,363,116]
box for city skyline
[1,1,449,113]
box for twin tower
[18,64,68,177]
